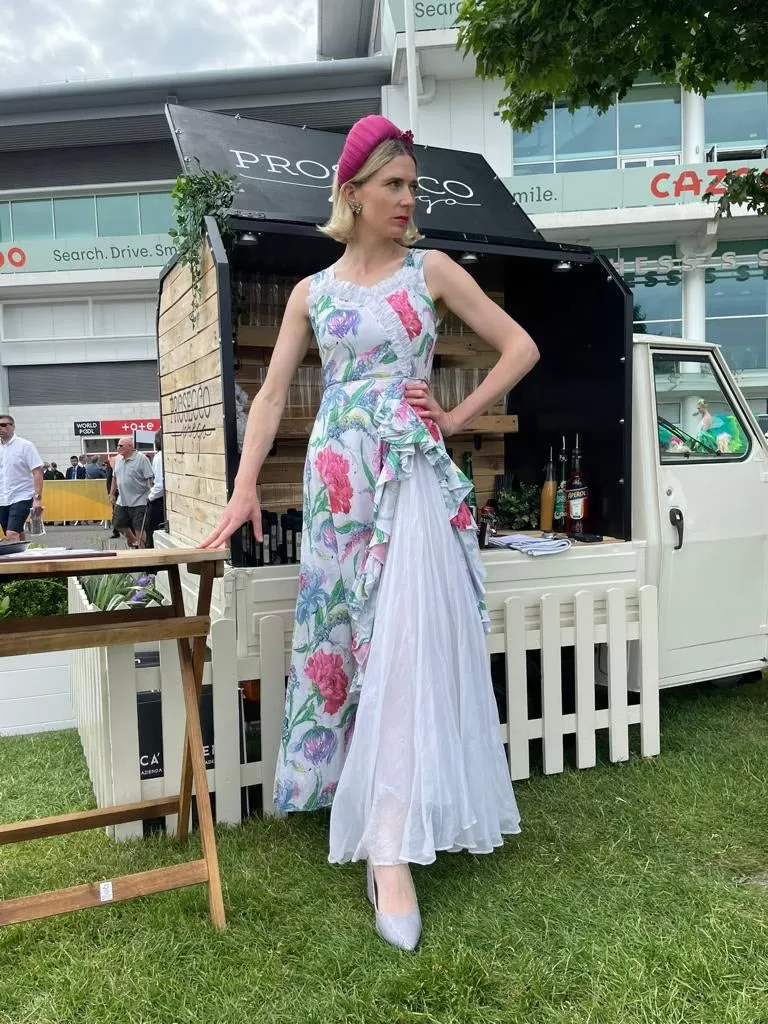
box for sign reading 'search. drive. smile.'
[0,234,177,275]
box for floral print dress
[274,248,521,864]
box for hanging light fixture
[239,231,259,245]
[459,252,479,265]
[553,260,573,272]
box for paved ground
[35,523,132,551]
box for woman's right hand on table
[199,487,262,548]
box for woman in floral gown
[203,115,539,949]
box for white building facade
[0,60,389,465]
[321,0,768,415]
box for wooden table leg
[170,563,214,841]
[176,626,226,930]
[166,562,225,929]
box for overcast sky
[0,0,317,90]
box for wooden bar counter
[0,547,229,930]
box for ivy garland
[168,161,239,328]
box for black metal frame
[597,253,634,541]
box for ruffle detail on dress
[347,399,490,696]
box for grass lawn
[3,680,768,1024]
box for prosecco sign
[166,104,540,244]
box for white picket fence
[68,566,660,842]
[67,577,284,841]
[499,586,659,779]
[253,584,660,783]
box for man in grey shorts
[109,435,155,548]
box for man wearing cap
[0,414,44,542]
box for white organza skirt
[328,452,521,865]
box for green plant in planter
[169,163,238,328]
[80,573,166,612]
[496,484,540,531]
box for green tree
[456,0,768,215]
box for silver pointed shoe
[366,861,422,951]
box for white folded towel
[487,534,571,556]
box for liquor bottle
[261,510,271,565]
[462,451,477,519]
[565,433,589,535]
[553,435,568,533]
[269,512,279,563]
[539,446,556,537]
[280,512,293,563]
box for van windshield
[653,353,750,462]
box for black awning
[166,104,542,245]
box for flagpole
[404,0,419,138]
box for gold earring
[349,201,362,215]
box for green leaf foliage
[703,169,768,218]
[0,578,67,618]
[456,0,767,131]
[495,484,541,530]
[169,161,238,328]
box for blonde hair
[320,138,422,246]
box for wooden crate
[157,244,230,546]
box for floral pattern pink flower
[305,650,349,715]
[316,447,353,514]
[450,501,474,530]
[386,289,422,339]
[423,417,441,442]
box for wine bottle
[462,451,477,519]
[565,433,589,535]
[539,446,556,537]
[553,434,568,533]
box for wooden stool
[0,548,228,930]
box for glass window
[92,298,154,336]
[53,197,97,238]
[653,353,750,462]
[556,158,617,173]
[706,317,768,372]
[511,162,555,176]
[11,200,53,240]
[96,194,140,236]
[622,246,683,335]
[705,241,768,369]
[618,85,682,156]
[2,300,89,340]
[705,83,768,149]
[554,102,617,160]
[0,203,10,242]
[139,192,173,234]
[634,319,683,338]
[513,106,554,164]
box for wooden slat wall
[158,242,228,545]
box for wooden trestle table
[0,547,229,930]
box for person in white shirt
[0,415,43,542]
[145,430,166,549]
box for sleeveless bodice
[307,248,439,388]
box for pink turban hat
[336,115,414,186]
